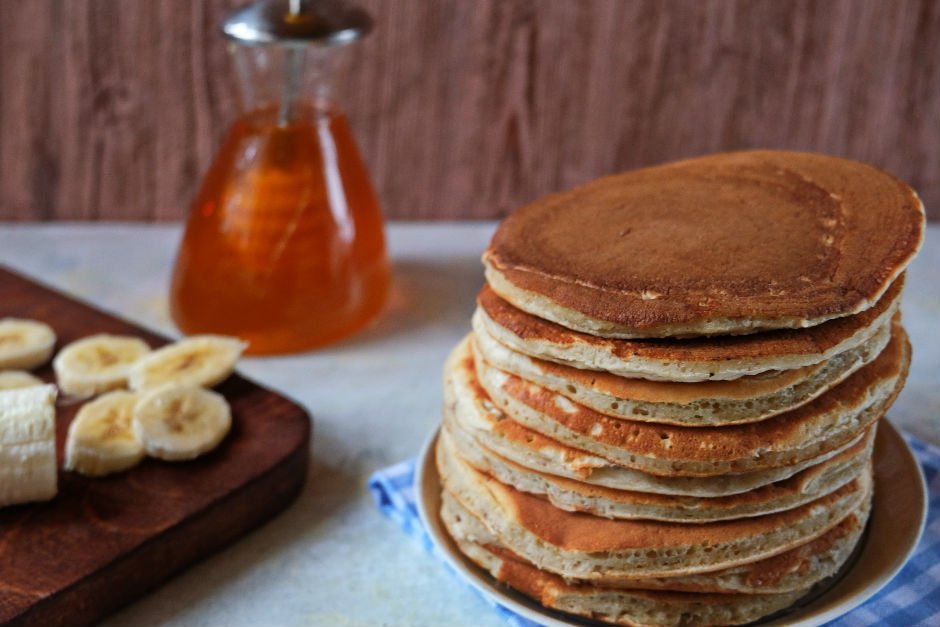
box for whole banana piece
[54,334,151,397]
[65,390,145,476]
[129,335,246,391]
[0,318,56,370]
[133,386,232,461]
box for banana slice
[65,390,144,476]
[0,384,58,506]
[0,370,44,390]
[132,386,231,461]
[0,318,56,370]
[128,335,246,391]
[54,334,152,397]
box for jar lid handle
[222,0,372,47]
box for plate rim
[415,419,927,627]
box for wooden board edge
[13,417,311,627]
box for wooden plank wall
[1,0,938,221]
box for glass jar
[169,0,389,355]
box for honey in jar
[169,0,389,355]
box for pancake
[474,275,902,382]
[475,324,908,477]
[441,487,871,594]
[443,515,809,627]
[445,336,868,497]
[437,432,872,579]
[443,420,875,522]
[473,315,892,425]
[483,150,924,338]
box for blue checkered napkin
[368,435,940,627]
[369,457,542,627]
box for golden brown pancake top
[477,276,902,364]
[485,150,923,332]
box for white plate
[415,419,927,627]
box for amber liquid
[170,105,389,354]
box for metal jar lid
[222,0,372,47]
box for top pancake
[484,150,924,338]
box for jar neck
[231,44,335,125]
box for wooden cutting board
[0,266,312,626]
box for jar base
[171,294,387,356]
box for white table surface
[0,222,937,627]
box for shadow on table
[330,255,485,351]
[105,429,365,625]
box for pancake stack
[435,151,924,626]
